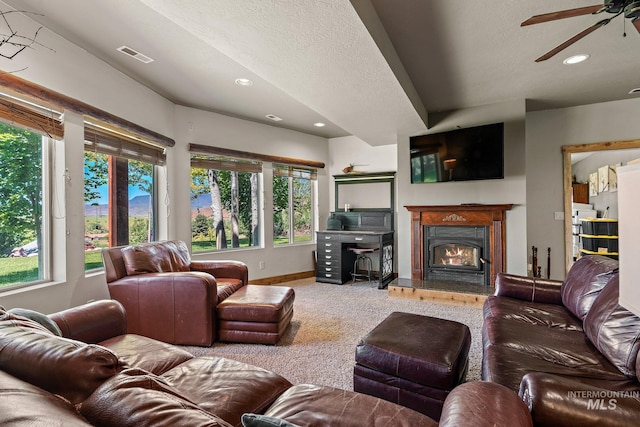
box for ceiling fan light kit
[523,1,640,62]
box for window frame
[273,164,316,246]
[189,154,263,253]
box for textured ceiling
[3,0,640,145]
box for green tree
[0,124,42,256]
[84,152,108,203]
[273,174,289,239]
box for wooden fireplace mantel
[405,204,513,285]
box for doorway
[563,139,640,273]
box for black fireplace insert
[424,225,490,285]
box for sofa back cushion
[583,274,640,378]
[0,311,124,404]
[0,370,93,426]
[121,240,191,276]
[561,255,619,320]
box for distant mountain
[84,193,213,216]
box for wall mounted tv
[410,122,504,183]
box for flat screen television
[410,122,504,183]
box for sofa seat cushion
[519,372,640,427]
[121,240,191,276]
[482,344,628,391]
[263,384,437,427]
[99,334,193,375]
[483,296,582,331]
[217,278,246,302]
[560,255,619,321]
[81,368,232,427]
[583,275,640,378]
[482,317,619,372]
[0,370,92,426]
[161,356,292,427]
[0,312,124,404]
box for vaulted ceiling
[5,0,640,146]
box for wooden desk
[316,230,394,289]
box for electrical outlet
[259,261,265,270]
[554,211,564,220]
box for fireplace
[405,204,513,286]
[424,225,490,285]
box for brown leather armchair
[102,240,247,346]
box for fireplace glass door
[431,243,480,269]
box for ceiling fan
[522,0,640,62]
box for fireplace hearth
[406,204,513,286]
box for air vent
[117,46,154,64]
[265,114,283,122]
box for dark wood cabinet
[572,183,589,204]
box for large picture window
[273,164,315,245]
[0,123,51,288]
[83,121,164,270]
[190,155,261,252]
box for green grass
[0,256,39,288]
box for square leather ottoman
[217,285,295,345]
[354,311,471,421]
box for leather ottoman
[354,311,471,421]
[217,285,295,345]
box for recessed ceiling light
[563,54,590,65]
[313,122,326,127]
[235,78,253,86]
[629,88,640,95]
[265,114,283,121]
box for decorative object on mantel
[532,246,538,277]
[342,163,368,174]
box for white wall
[618,163,640,316]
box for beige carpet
[183,278,484,391]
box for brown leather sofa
[102,240,293,346]
[0,299,533,426]
[483,255,640,427]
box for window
[83,121,164,270]
[190,155,261,252]
[0,123,51,288]
[273,164,315,245]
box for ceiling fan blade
[535,19,609,62]
[522,5,603,26]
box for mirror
[563,139,640,273]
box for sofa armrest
[49,300,127,343]
[495,273,563,304]
[190,260,248,285]
[519,372,639,427]
[439,381,532,427]
[107,272,218,346]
